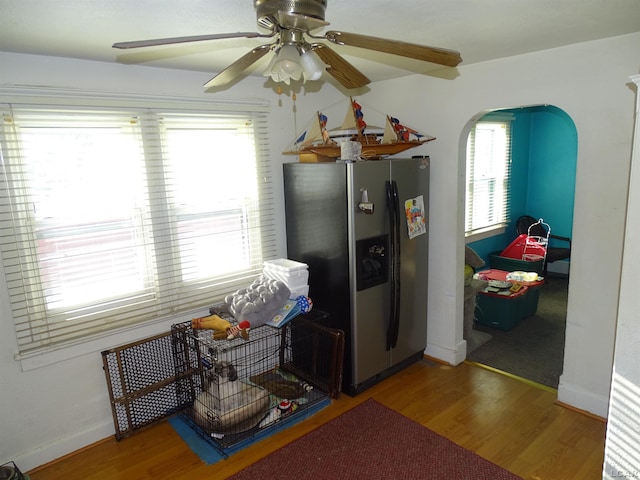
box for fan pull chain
[292,92,298,141]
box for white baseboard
[557,376,610,419]
[425,339,467,366]
[11,420,114,472]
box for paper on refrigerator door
[404,195,427,239]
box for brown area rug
[228,399,522,480]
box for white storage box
[263,258,309,290]
[264,258,308,271]
[289,285,310,299]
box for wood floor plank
[28,359,606,480]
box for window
[0,103,274,355]
[465,116,513,237]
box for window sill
[15,307,209,371]
[465,226,506,243]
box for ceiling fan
[113,0,462,91]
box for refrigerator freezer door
[348,161,392,386]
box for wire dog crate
[102,309,343,448]
[171,309,343,451]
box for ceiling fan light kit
[112,0,462,91]
[263,44,325,84]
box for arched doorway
[463,105,577,389]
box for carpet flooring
[467,276,568,388]
[228,399,523,480]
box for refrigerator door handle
[385,180,402,350]
[385,181,396,351]
[390,180,401,349]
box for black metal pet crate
[102,309,343,449]
[171,309,344,450]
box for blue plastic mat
[169,397,331,465]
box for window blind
[0,103,275,355]
[465,118,513,236]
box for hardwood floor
[28,359,607,480]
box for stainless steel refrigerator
[283,157,429,395]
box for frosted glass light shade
[263,45,325,85]
[300,50,325,81]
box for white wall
[364,32,639,419]
[603,74,640,479]
[1,31,639,471]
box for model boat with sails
[283,97,435,162]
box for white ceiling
[2,0,640,89]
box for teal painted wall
[467,105,577,265]
[526,106,576,242]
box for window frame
[465,114,514,241]
[0,92,274,367]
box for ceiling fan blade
[113,32,265,49]
[324,31,462,67]
[311,44,370,89]
[203,44,272,89]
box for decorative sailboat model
[283,98,435,162]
